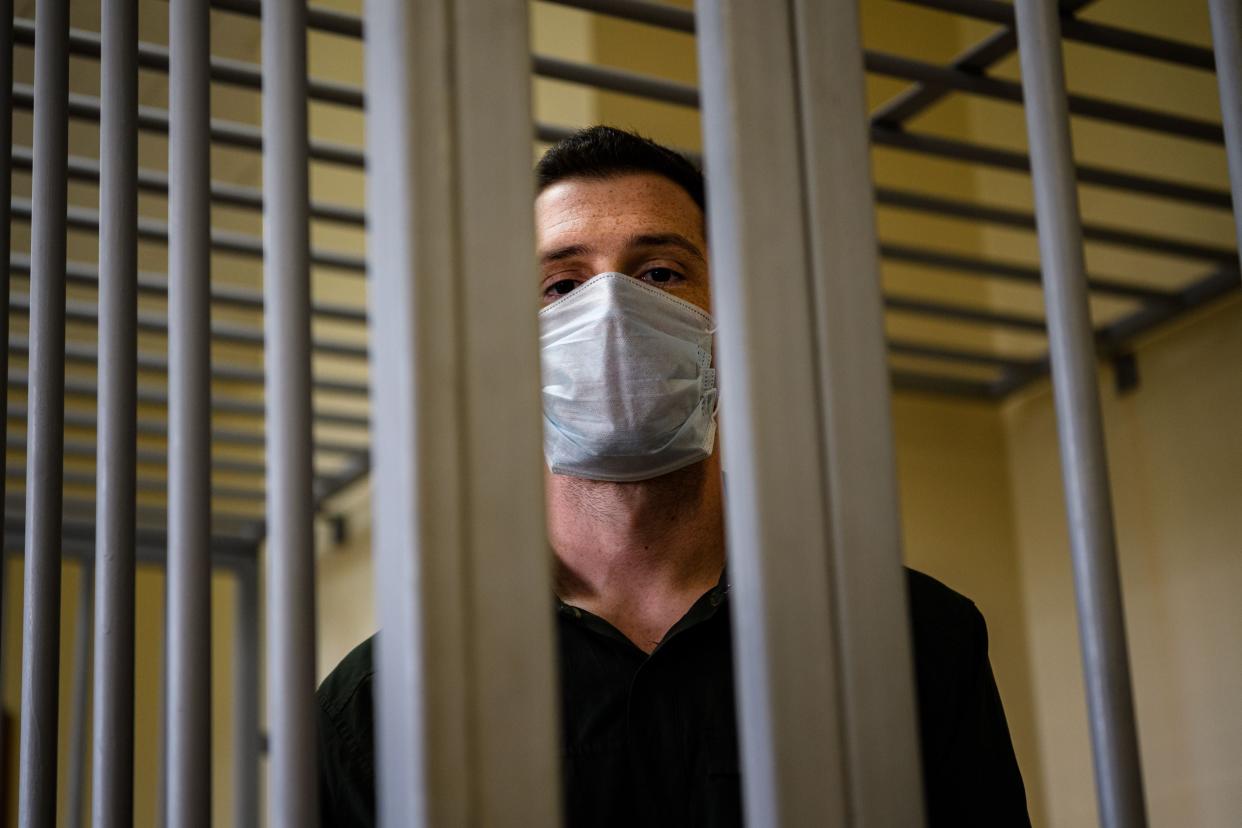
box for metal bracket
[1113,351,1140,395]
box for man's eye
[546,278,579,297]
[642,267,682,285]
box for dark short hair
[535,125,705,214]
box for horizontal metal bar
[536,117,1237,236]
[166,2,1218,128]
[18,17,697,119]
[12,17,363,108]
[887,337,1037,369]
[990,267,1239,398]
[312,453,371,510]
[871,27,1021,128]
[871,0,1100,159]
[872,126,1233,209]
[9,402,365,456]
[8,292,371,361]
[7,492,260,532]
[879,241,1180,304]
[212,0,699,38]
[11,147,367,228]
[885,293,1047,331]
[10,198,366,274]
[3,529,257,569]
[4,492,260,534]
[529,41,1224,146]
[875,187,1238,263]
[18,465,264,502]
[1098,267,1240,350]
[895,0,1215,70]
[865,49,1223,144]
[6,433,269,477]
[18,16,701,119]
[12,457,353,505]
[7,371,371,430]
[12,84,366,169]
[3,518,259,559]
[9,335,368,398]
[532,54,699,107]
[9,253,367,323]
[211,0,362,38]
[890,369,1001,398]
[545,0,695,32]
[85,5,1202,135]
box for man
[318,126,1031,826]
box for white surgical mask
[539,272,718,482]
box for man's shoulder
[902,567,991,704]
[903,566,989,677]
[317,634,377,721]
[904,566,983,629]
[318,636,379,826]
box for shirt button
[709,592,723,607]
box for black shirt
[317,568,1030,827]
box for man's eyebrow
[539,243,592,265]
[627,233,706,262]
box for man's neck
[548,456,725,654]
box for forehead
[535,173,705,251]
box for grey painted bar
[695,0,849,822]
[1013,2,1149,826]
[0,0,13,763]
[92,0,140,824]
[262,0,320,824]
[365,0,561,824]
[1209,0,1242,274]
[789,0,926,821]
[17,0,69,821]
[166,0,214,824]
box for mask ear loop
[696,313,721,419]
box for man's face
[534,172,711,313]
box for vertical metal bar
[1013,3,1149,827]
[694,0,847,823]
[232,559,259,828]
[1209,0,1242,273]
[0,0,12,782]
[260,0,318,825]
[17,0,69,821]
[364,0,560,824]
[451,1,561,823]
[92,0,139,823]
[167,0,214,823]
[67,566,95,828]
[367,1,469,811]
[789,0,926,823]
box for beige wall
[890,394,1046,825]
[1005,296,1242,827]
